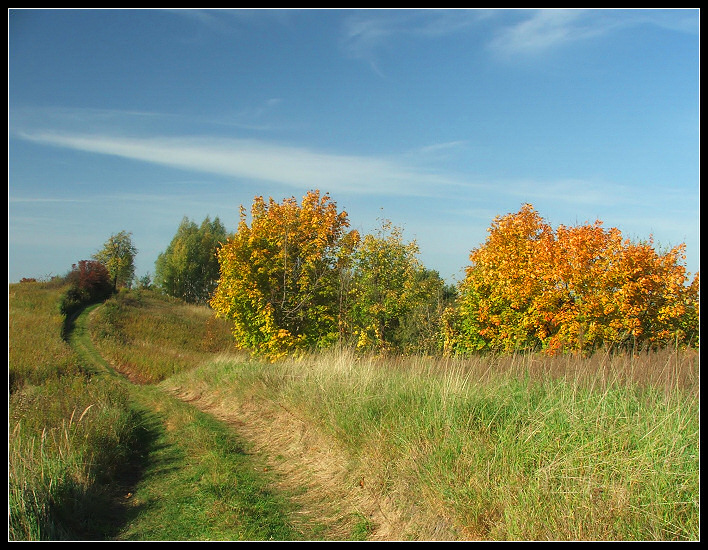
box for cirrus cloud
[16,130,466,198]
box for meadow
[164,346,699,540]
[9,281,139,539]
[8,283,700,540]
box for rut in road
[164,383,461,541]
[71,303,459,540]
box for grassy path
[67,305,315,541]
[66,304,122,378]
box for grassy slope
[8,285,329,541]
[162,349,700,541]
[85,289,375,540]
[9,280,83,391]
[10,284,700,541]
[75,298,318,541]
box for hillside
[9,284,700,541]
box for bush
[60,260,114,317]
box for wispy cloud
[486,8,698,59]
[16,130,465,198]
[487,9,599,57]
[15,127,648,212]
[8,197,94,204]
[9,102,289,137]
[340,9,480,73]
[339,8,699,67]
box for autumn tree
[67,260,113,298]
[210,190,359,359]
[60,260,113,316]
[449,204,699,355]
[447,204,553,353]
[93,230,137,290]
[155,216,228,304]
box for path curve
[66,303,416,540]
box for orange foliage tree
[210,190,360,359]
[447,204,699,355]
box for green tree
[347,219,442,353]
[155,216,228,304]
[136,273,153,290]
[397,268,458,354]
[92,231,137,290]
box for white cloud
[8,197,93,204]
[486,8,698,59]
[16,130,464,198]
[338,8,699,65]
[339,9,481,74]
[15,128,651,214]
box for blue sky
[9,8,700,285]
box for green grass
[8,285,319,541]
[9,283,700,541]
[8,279,83,391]
[88,289,234,383]
[166,348,699,540]
[114,384,303,541]
[9,281,141,540]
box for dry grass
[9,280,83,392]
[163,346,699,540]
[14,282,694,541]
[9,282,144,540]
[88,289,234,383]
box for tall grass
[172,347,699,540]
[8,281,142,541]
[8,377,141,540]
[9,280,83,392]
[8,284,311,541]
[88,289,234,383]
[11,281,697,540]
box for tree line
[54,189,699,359]
[208,192,456,359]
[207,190,697,358]
[58,230,138,317]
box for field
[8,282,700,541]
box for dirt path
[165,384,411,541]
[70,304,431,540]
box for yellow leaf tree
[211,190,359,359]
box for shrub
[59,260,114,317]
